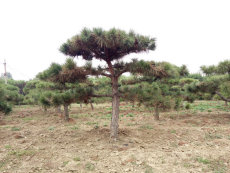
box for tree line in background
[0,28,229,139]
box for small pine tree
[37,58,90,121]
[138,82,172,120]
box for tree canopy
[60,28,155,62]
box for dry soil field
[0,101,230,173]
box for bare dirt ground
[0,101,230,173]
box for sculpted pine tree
[37,59,89,121]
[60,28,156,139]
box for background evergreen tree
[186,60,230,105]
[121,62,189,120]
[200,65,217,76]
[23,79,42,105]
[37,58,90,121]
[0,81,12,114]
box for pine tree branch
[215,91,230,102]
[92,93,125,98]
[106,61,114,77]
[117,68,128,77]
[121,77,154,85]
[92,94,113,98]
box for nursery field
[0,101,230,173]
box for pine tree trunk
[90,102,94,110]
[154,106,160,120]
[64,104,69,121]
[110,77,120,140]
[56,106,61,114]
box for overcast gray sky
[0,0,229,80]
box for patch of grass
[4,145,11,149]
[48,126,55,131]
[140,124,153,130]
[196,157,227,173]
[169,115,176,119]
[71,114,79,118]
[192,105,207,112]
[0,159,9,170]
[126,123,137,126]
[94,125,99,129]
[72,113,91,118]
[73,157,81,162]
[205,133,223,140]
[170,142,178,148]
[191,110,197,114]
[191,101,230,113]
[22,117,34,121]
[70,125,79,130]
[144,165,154,173]
[0,125,11,129]
[126,113,134,117]
[101,114,111,120]
[106,107,112,111]
[196,157,210,164]
[123,105,132,108]
[11,127,21,131]
[85,162,95,171]
[180,111,186,115]
[86,121,98,126]
[62,161,69,167]
[170,129,176,134]
[9,149,36,157]
[209,159,227,173]
[106,114,111,118]
[183,162,192,168]
[15,105,34,109]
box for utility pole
[3,59,7,84]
